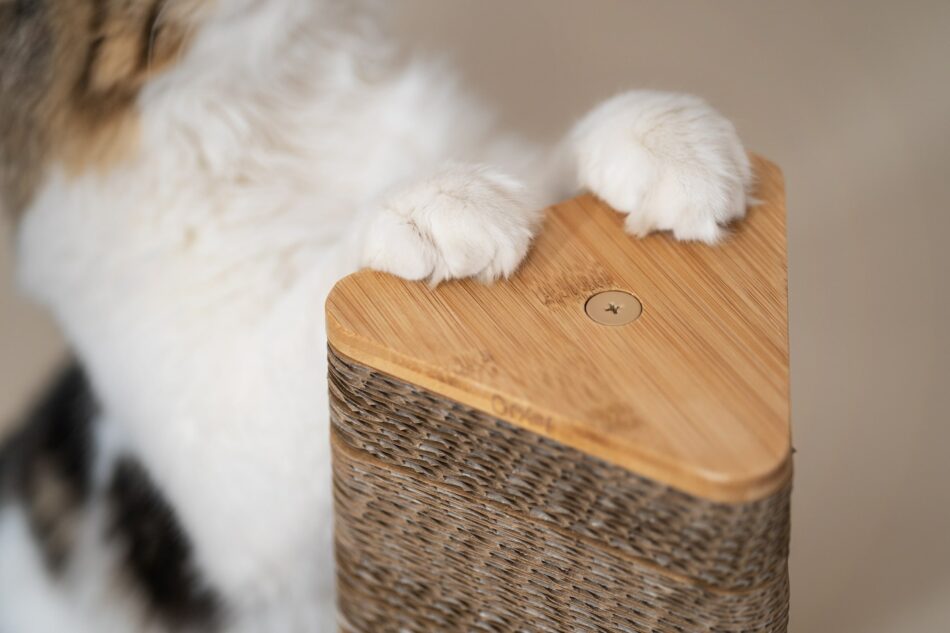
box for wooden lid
[326,156,791,503]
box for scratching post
[326,157,792,632]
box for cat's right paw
[362,165,541,284]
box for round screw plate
[585,291,643,326]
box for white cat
[0,1,751,631]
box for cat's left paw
[572,90,752,244]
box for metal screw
[585,291,643,326]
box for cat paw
[572,90,752,244]
[362,165,541,284]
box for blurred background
[2,1,948,631]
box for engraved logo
[491,395,553,433]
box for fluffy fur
[0,0,752,630]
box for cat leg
[361,163,543,284]
[569,90,753,244]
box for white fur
[0,507,81,633]
[363,164,541,283]
[7,1,751,630]
[572,90,752,243]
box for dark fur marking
[139,0,165,71]
[14,0,43,20]
[0,361,97,571]
[107,457,222,629]
[76,0,110,98]
[0,0,54,217]
[72,0,157,126]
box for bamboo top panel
[326,156,790,503]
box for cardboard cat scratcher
[325,156,792,632]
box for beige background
[2,1,949,631]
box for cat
[0,1,752,631]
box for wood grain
[326,156,791,503]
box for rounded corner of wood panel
[325,273,366,350]
[716,450,794,504]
